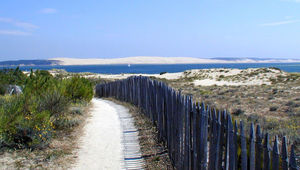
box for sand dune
[51,56,300,65]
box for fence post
[289,145,298,170]
[184,96,191,169]
[263,133,270,170]
[281,136,288,170]
[272,136,280,170]
[234,120,238,170]
[218,111,227,169]
[95,76,298,170]
[240,121,247,170]
[208,109,217,170]
[249,123,255,170]
[255,125,262,170]
[227,114,235,170]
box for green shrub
[23,70,56,96]
[37,89,69,117]
[0,67,26,86]
[64,76,93,102]
[0,96,54,149]
[0,84,6,95]
[70,107,83,115]
[0,69,93,149]
[52,115,81,130]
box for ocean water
[2,63,300,74]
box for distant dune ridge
[0,60,60,66]
[51,56,300,65]
[0,57,299,66]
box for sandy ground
[85,72,183,80]
[72,98,145,170]
[72,98,123,170]
[83,68,285,86]
[191,68,284,86]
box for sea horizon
[2,63,300,74]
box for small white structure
[7,85,22,95]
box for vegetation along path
[72,98,145,170]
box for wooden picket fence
[95,76,299,170]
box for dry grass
[108,98,173,170]
[156,70,300,154]
[0,103,91,169]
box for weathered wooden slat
[272,136,280,170]
[240,121,247,170]
[234,120,238,170]
[201,105,208,170]
[208,109,217,170]
[184,96,191,169]
[255,125,262,170]
[281,136,288,170]
[95,76,297,170]
[218,111,226,169]
[192,102,199,170]
[289,145,298,170]
[249,123,255,170]
[214,111,221,170]
[263,133,270,170]
[227,114,235,170]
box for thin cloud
[40,8,57,14]
[283,0,300,2]
[0,30,31,36]
[261,20,300,26]
[0,17,38,30]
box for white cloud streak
[261,20,300,26]
[284,0,300,2]
[40,8,57,14]
[0,30,31,36]
[0,17,39,30]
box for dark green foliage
[0,84,6,95]
[0,68,93,149]
[0,67,26,95]
[37,89,69,117]
[0,96,53,149]
[23,70,56,96]
[65,76,93,102]
[0,67,26,85]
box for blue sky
[0,0,300,61]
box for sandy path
[72,98,123,170]
[72,98,144,170]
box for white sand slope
[72,98,144,170]
[51,56,300,65]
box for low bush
[70,107,83,115]
[0,84,6,95]
[0,69,94,149]
[269,106,278,111]
[65,76,93,102]
[0,96,54,149]
[37,89,69,117]
[231,108,244,116]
